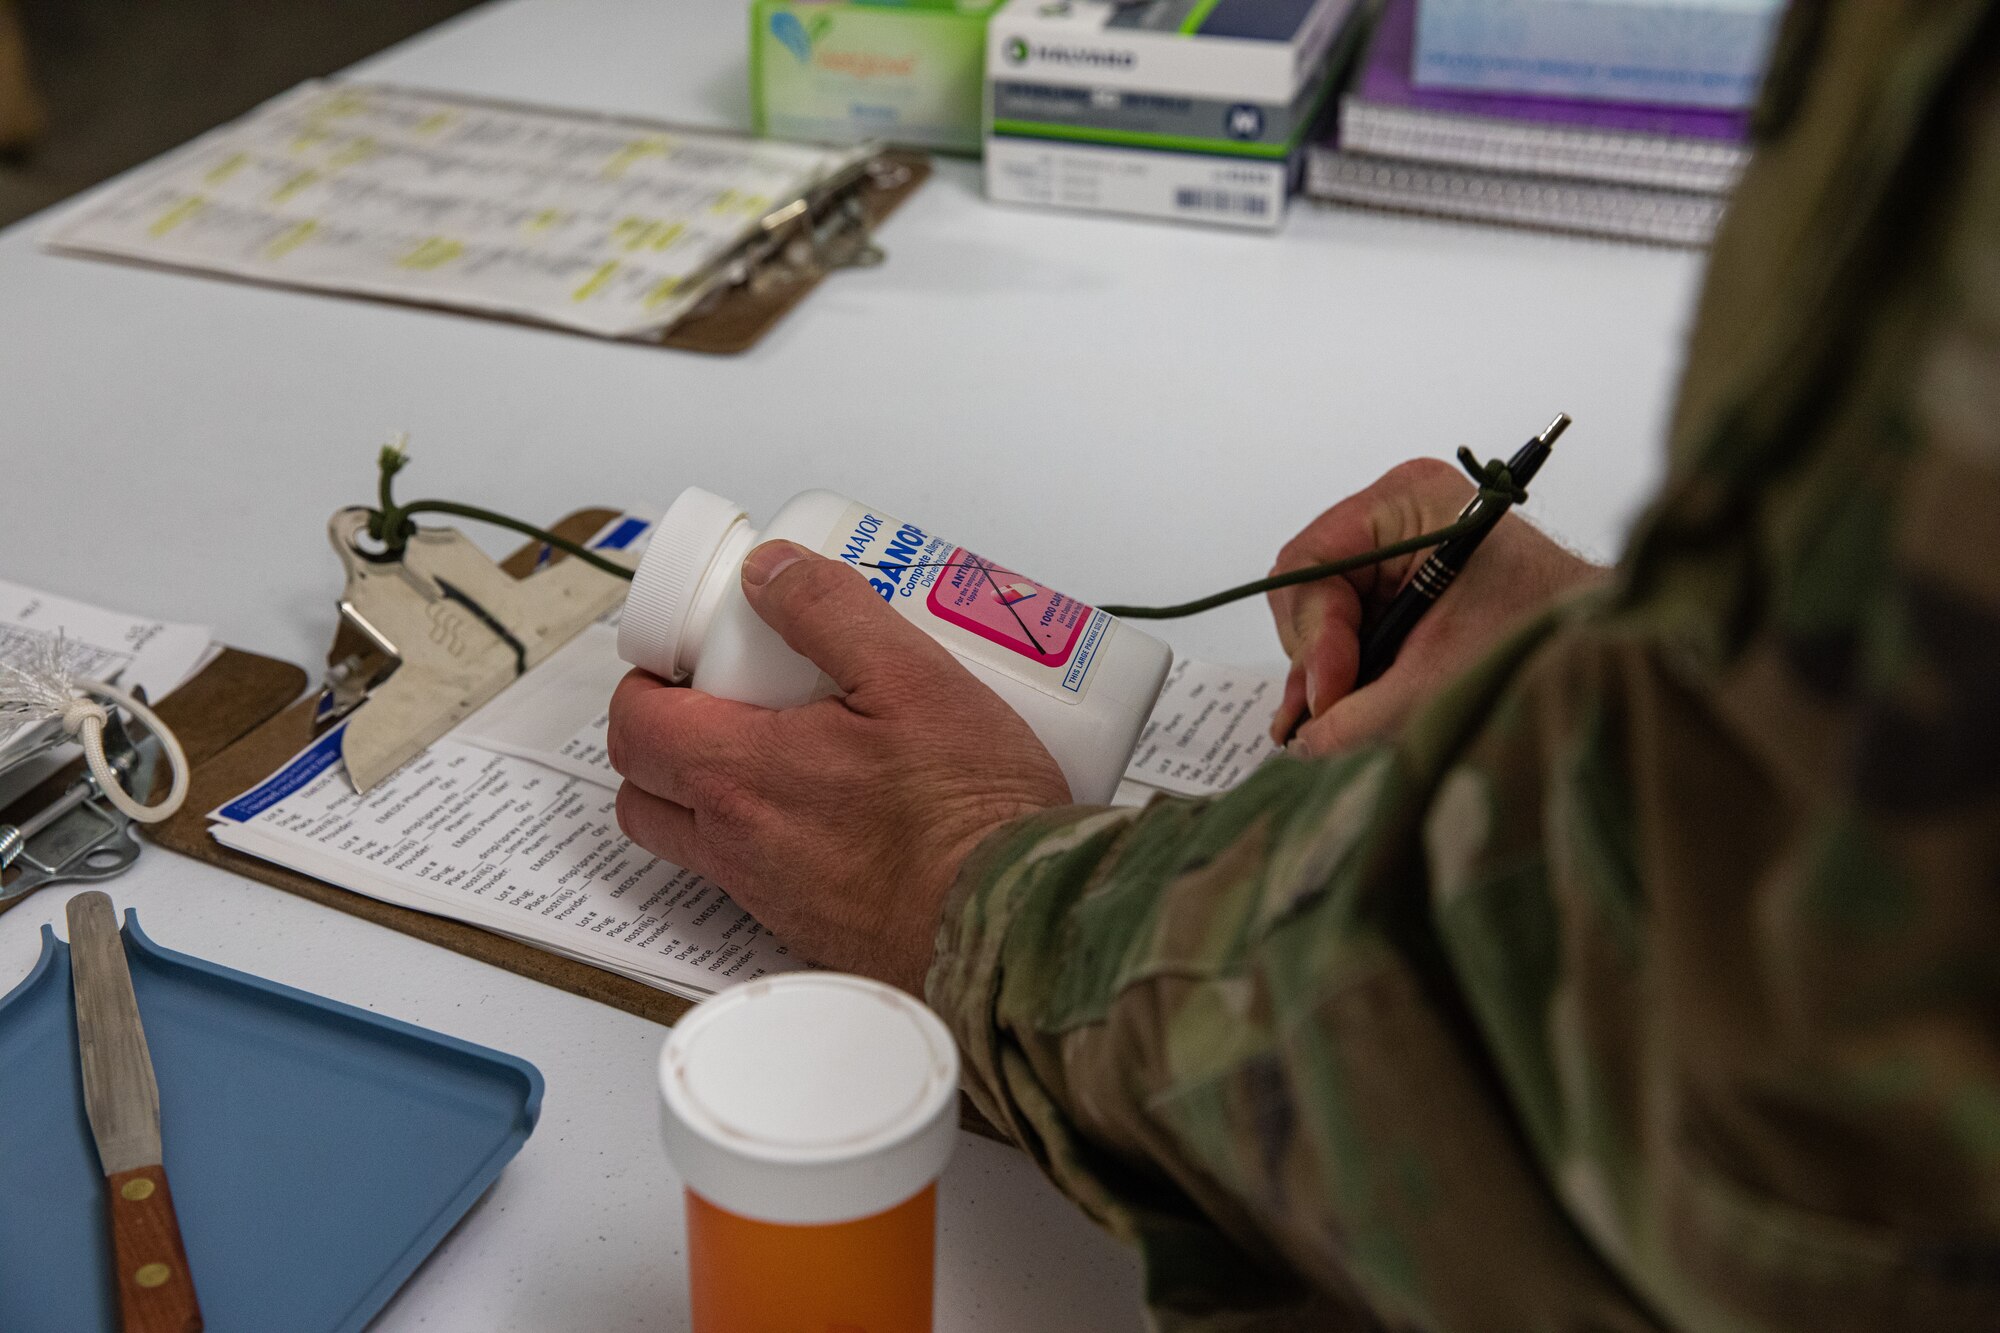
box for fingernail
[742,540,806,588]
[1304,662,1321,713]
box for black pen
[1352,413,1571,686]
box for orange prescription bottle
[658,973,961,1333]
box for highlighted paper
[48,81,870,340]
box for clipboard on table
[11,511,1002,1134]
[0,510,678,1031]
[45,82,932,357]
[140,509,708,1029]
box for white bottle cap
[618,487,747,681]
[657,973,960,1226]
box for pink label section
[926,548,1091,666]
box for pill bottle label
[824,503,1110,704]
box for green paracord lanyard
[365,444,1530,621]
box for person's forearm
[925,622,1661,1331]
[927,584,2000,1332]
[928,777,1388,1330]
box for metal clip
[0,700,158,904]
[316,508,633,793]
[725,149,890,298]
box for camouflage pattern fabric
[926,2,2000,1328]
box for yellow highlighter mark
[148,196,206,237]
[414,110,455,136]
[707,189,738,215]
[327,136,378,169]
[643,276,684,310]
[204,152,250,186]
[602,136,672,180]
[613,216,686,253]
[271,169,321,203]
[524,208,565,234]
[264,219,319,259]
[398,236,464,270]
[290,128,330,153]
[572,260,620,302]
[315,89,370,119]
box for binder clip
[316,507,634,793]
[0,702,163,904]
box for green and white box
[985,0,1360,230]
[753,0,1003,155]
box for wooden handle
[105,1164,203,1333]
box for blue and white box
[984,0,1362,231]
[1413,0,1786,111]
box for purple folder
[1359,0,1750,143]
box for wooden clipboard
[663,150,930,355]
[139,509,714,1028]
[19,512,1002,1133]
[48,77,932,358]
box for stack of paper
[1307,0,1756,246]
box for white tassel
[0,630,189,823]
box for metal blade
[66,891,162,1175]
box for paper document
[210,612,1284,999]
[0,579,213,759]
[452,513,652,786]
[50,81,871,339]
[1122,658,1285,797]
[468,642,1291,802]
[453,623,625,789]
[211,727,798,999]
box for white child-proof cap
[618,486,747,681]
[657,973,961,1225]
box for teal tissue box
[752,0,1003,155]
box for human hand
[608,541,1073,995]
[1268,458,1607,754]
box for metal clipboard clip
[0,701,160,904]
[315,508,635,794]
[667,147,904,326]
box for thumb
[740,541,946,694]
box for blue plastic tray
[0,912,544,1332]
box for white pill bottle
[618,488,1173,803]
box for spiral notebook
[1305,0,1738,247]
[1341,0,1750,193]
[1306,133,1725,247]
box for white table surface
[0,1,1707,1328]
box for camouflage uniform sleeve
[927,4,2000,1330]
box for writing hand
[1268,459,1606,754]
